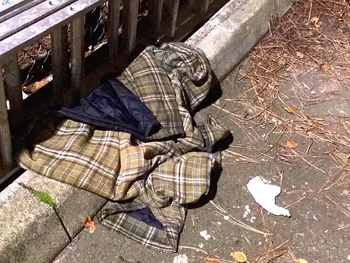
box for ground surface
[54,1,350,262]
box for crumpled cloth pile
[17,42,230,251]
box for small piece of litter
[198,243,204,249]
[347,255,350,261]
[217,221,222,225]
[224,215,230,221]
[311,90,316,95]
[200,230,211,240]
[247,176,291,217]
[296,259,308,263]
[173,254,188,263]
[243,205,251,218]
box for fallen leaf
[230,251,247,263]
[277,57,286,66]
[284,106,294,113]
[320,63,333,72]
[310,16,322,28]
[296,259,308,263]
[205,258,219,263]
[84,216,96,233]
[286,140,298,149]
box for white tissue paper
[247,176,291,217]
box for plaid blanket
[17,43,230,251]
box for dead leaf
[284,106,294,114]
[205,258,220,263]
[286,140,298,149]
[277,57,286,66]
[320,63,333,72]
[84,216,96,233]
[296,51,304,59]
[230,251,247,263]
[310,16,322,28]
[296,259,308,263]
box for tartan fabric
[17,43,230,251]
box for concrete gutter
[0,0,292,262]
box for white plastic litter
[173,254,188,263]
[199,230,211,240]
[247,176,291,217]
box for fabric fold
[59,79,159,141]
[17,42,231,252]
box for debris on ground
[84,217,96,234]
[247,176,291,217]
[173,254,189,263]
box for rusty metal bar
[51,26,69,104]
[70,17,85,91]
[147,0,164,38]
[107,0,121,62]
[163,0,180,38]
[4,53,23,124]
[123,0,139,55]
[0,66,12,164]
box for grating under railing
[0,0,228,182]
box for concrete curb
[0,0,292,262]
[187,0,292,81]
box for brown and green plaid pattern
[17,43,230,251]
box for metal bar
[0,0,108,58]
[0,0,45,23]
[0,0,31,17]
[107,0,121,62]
[0,0,79,41]
[147,0,164,38]
[4,53,23,124]
[51,26,69,104]
[163,0,180,38]
[123,0,139,55]
[70,17,85,91]
[0,66,12,164]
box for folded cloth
[59,79,159,140]
[17,42,231,251]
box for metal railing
[0,0,228,180]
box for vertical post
[147,0,164,39]
[0,66,12,164]
[107,0,121,63]
[4,53,23,125]
[199,0,210,14]
[163,0,180,38]
[70,17,85,97]
[189,0,209,14]
[51,26,69,105]
[123,0,139,55]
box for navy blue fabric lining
[59,79,159,140]
[127,207,163,230]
